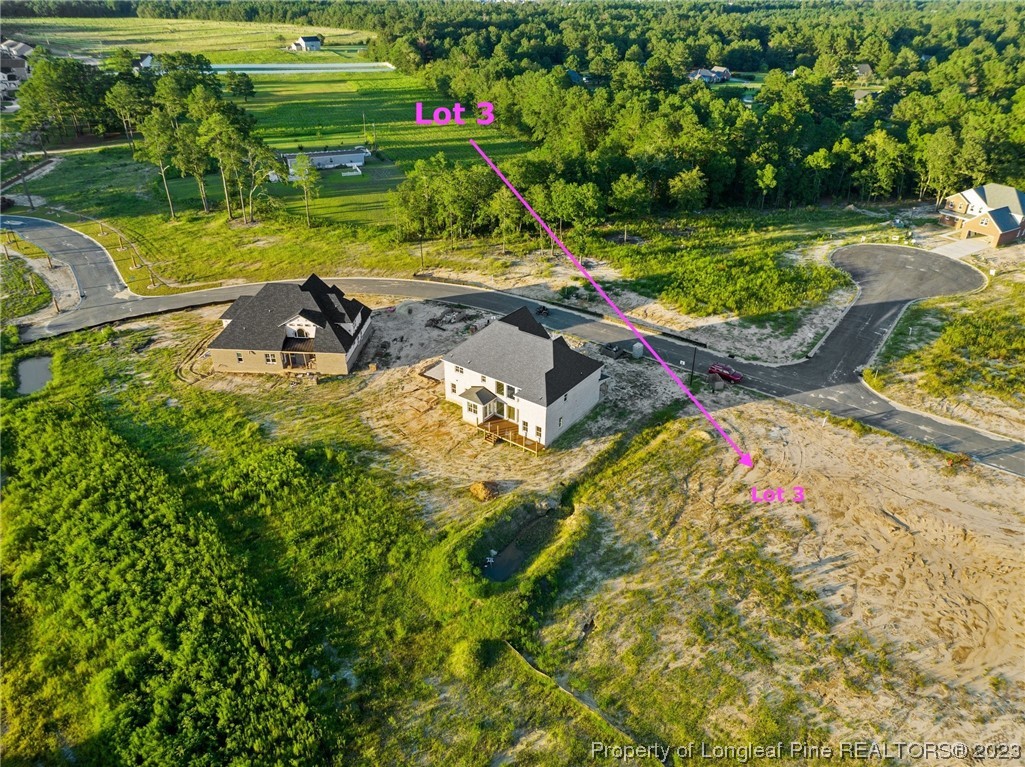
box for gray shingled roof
[444,307,603,406]
[983,206,1019,233]
[973,184,1025,218]
[209,274,370,355]
[459,386,497,405]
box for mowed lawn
[2,17,370,63]
[245,72,527,164]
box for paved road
[7,216,1023,476]
[210,63,395,73]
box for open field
[244,71,526,163]
[1,17,370,63]
[3,305,1020,764]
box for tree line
[48,0,1015,232]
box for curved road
[6,216,1022,476]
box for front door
[495,401,505,418]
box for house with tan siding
[209,274,372,376]
[940,183,1025,247]
[441,307,605,451]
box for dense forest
[7,0,1025,239]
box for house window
[507,386,516,398]
[496,381,505,396]
[980,218,989,226]
[467,402,478,415]
[265,353,277,364]
[295,327,309,338]
[236,353,243,363]
[522,420,528,433]
[450,383,456,393]
[455,366,463,374]
[481,375,487,383]
[559,417,564,428]
[535,426,542,439]
[564,393,568,402]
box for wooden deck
[477,417,543,454]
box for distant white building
[273,148,366,181]
[442,307,605,450]
[290,36,322,52]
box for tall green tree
[198,112,246,221]
[610,174,650,241]
[104,81,147,149]
[137,108,178,219]
[173,122,211,213]
[669,168,708,211]
[290,153,320,228]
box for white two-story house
[442,307,604,450]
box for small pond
[17,356,53,394]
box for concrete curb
[858,377,1020,445]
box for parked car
[708,363,743,383]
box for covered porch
[477,416,543,454]
[282,337,317,370]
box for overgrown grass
[1,16,371,61]
[0,314,626,765]
[573,209,870,318]
[0,255,50,322]
[869,278,1025,403]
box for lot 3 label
[751,485,805,503]
[415,101,495,126]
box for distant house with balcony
[939,183,1025,247]
[209,274,372,376]
[441,307,605,451]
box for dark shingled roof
[982,206,1019,233]
[209,274,370,356]
[444,306,603,406]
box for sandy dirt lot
[533,399,1023,763]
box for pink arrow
[470,139,753,468]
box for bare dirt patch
[545,399,1023,760]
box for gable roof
[968,184,1025,218]
[210,274,371,356]
[298,36,321,43]
[974,206,1020,233]
[443,307,602,406]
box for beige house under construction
[209,274,372,376]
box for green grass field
[2,17,370,63]
[0,255,50,322]
[244,72,525,163]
